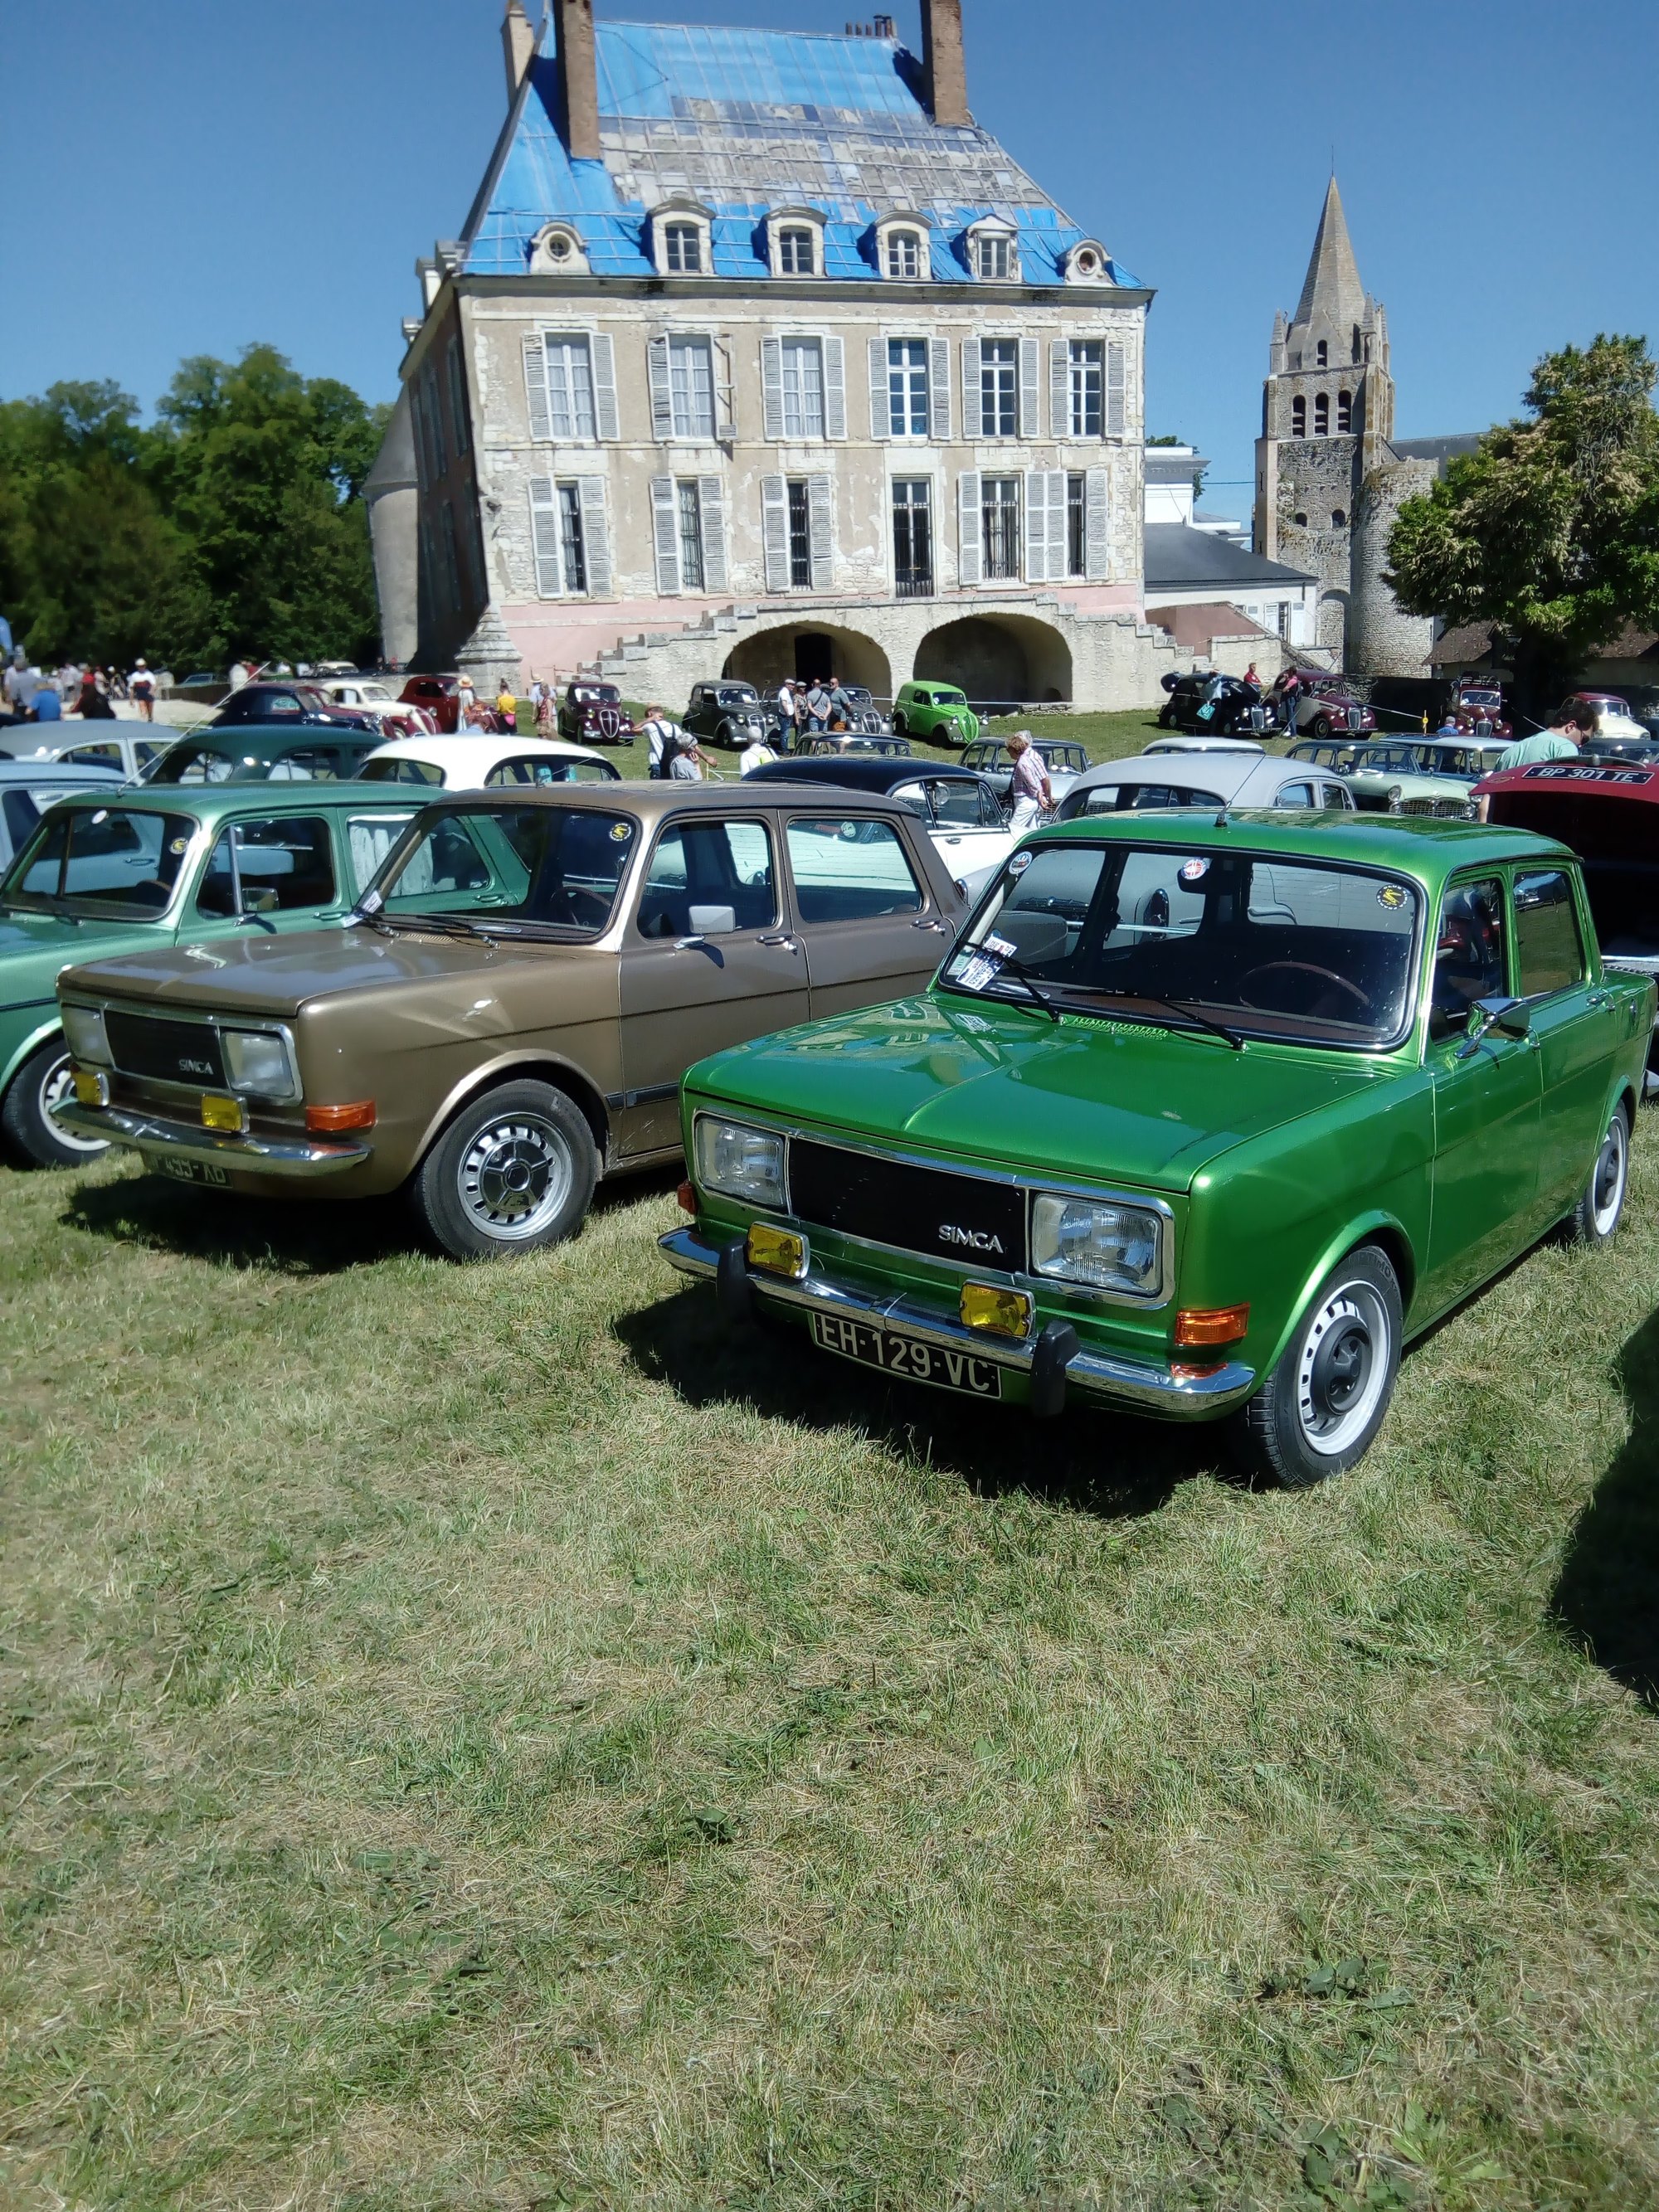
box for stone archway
[912,613,1073,712]
[723,620,893,702]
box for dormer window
[778,227,815,275]
[1063,238,1110,284]
[529,222,589,275]
[765,209,825,280]
[966,220,1019,283]
[873,213,931,281]
[888,231,921,280]
[664,223,702,274]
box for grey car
[0,760,127,872]
[1057,749,1355,821]
[961,737,1089,807]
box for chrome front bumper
[54,1101,370,1176]
[659,1225,1254,1417]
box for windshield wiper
[1087,988,1243,1050]
[381,910,495,943]
[938,954,1060,1023]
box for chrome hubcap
[1297,1281,1389,1456]
[41,1052,109,1155]
[459,1114,572,1240]
[1593,1116,1627,1237]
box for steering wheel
[1239,961,1373,1018]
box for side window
[977,784,1006,826]
[197,815,337,917]
[263,693,304,717]
[174,749,235,785]
[1432,876,1506,1037]
[1515,869,1585,997]
[1275,781,1314,808]
[572,761,618,785]
[484,757,541,786]
[786,816,923,922]
[636,819,777,940]
[347,814,416,893]
[927,780,983,828]
[1319,780,1352,810]
[64,743,122,768]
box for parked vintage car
[209,682,377,733]
[140,728,386,785]
[1580,730,1659,765]
[1,783,426,1168]
[743,756,1017,901]
[558,682,636,746]
[311,677,427,737]
[663,813,1649,1485]
[0,761,125,874]
[800,734,913,759]
[11,731,166,780]
[54,784,966,1257]
[397,675,464,733]
[1479,756,1659,1082]
[832,684,891,738]
[683,681,771,751]
[1557,691,1649,744]
[1290,735,1506,815]
[358,736,620,790]
[1447,678,1511,737]
[1279,677,1377,737]
[1059,750,1353,819]
[1157,671,1271,737]
[962,737,1090,807]
[891,681,980,747]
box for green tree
[1386,333,1659,713]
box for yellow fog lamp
[746,1222,806,1279]
[72,1068,109,1108]
[959,1281,1033,1338]
[200,1093,247,1135]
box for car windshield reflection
[365,804,637,939]
[1,807,199,919]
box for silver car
[1057,750,1355,821]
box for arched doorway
[913,614,1072,713]
[724,622,893,701]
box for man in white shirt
[645,702,678,777]
[740,732,778,776]
[128,660,157,722]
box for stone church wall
[1349,459,1436,678]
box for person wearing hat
[128,659,156,722]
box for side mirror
[1456,994,1530,1057]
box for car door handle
[757,931,800,952]
[912,917,951,931]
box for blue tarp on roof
[462,20,1141,290]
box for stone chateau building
[1253,178,1458,679]
[367,0,1199,707]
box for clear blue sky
[3,0,1655,509]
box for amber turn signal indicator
[676,1179,698,1214]
[959,1282,1032,1338]
[71,1068,109,1108]
[200,1093,246,1134]
[305,1101,377,1134]
[1175,1302,1249,1348]
[746,1222,806,1278]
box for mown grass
[587,705,1167,780]
[3,1130,1659,2210]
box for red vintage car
[557,682,636,746]
[397,675,464,734]
[1449,678,1512,737]
[1478,756,1659,1081]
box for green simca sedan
[662,814,1652,1485]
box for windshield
[2,805,197,920]
[365,803,637,939]
[942,839,1422,1049]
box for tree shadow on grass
[1551,1306,1659,1709]
[615,1281,1214,1521]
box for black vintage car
[1157,670,1270,737]
[683,681,772,751]
[557,682,636,746]
[209,682,376,733]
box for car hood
[60,922,597,1018]
[687,994,1392,1196]
[0,907,168,1008]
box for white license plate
[148,1155,230,1189]
[808,1310,1003,1398]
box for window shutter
[1049,338,1070,440]
[928,337,951,441]
[591,333,619,440]
[761,474,790,591]
[713,338,736,440]
[650,474,680,596]
[823,335,846,440]
[961,338,981,438]
[761,338,785,441]
[698,474,728,591]
[523,333,551,442]
[1044,469,1068,580]
[577,476,611,597]
[957,470,982,589]
[868,336,888,440]
[528,476,563,596]
[1024,469,1049,583]
[647,335,674,442]
[1019,337,1040,440]
[1107,341,1126,436]
[808,472,834,591]
[1084,465,1111,579]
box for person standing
[739,728,777,775]
[774,679,797,751]
[645,702,683,778]
[495,679,519,730]
[128,659,157,722]
[1496,702,1593,771]
[454,672,477,731]
[76,668,115,719]
[1006,731,1052,830]
[826,673,854,731]
[804,676,831,733]
[32,682,62,724]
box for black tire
[892,711,907,736]
[411,1080,598,1260]
[1230,1245,1403,1488]
[1157,703,1175,728]
[1311,712,1331,738]
[1561,1101,1631,1247]
[2,1036,112,1169]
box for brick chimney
[921,0,969,126]
[554,0,601,160]
[500,0,534,105]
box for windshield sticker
[956,932,1017,994]
[1378,883,1407,909]
[168,838,189,854]
[1179,857,1209,884]
[608,820,633,842]
[1008,850,1033,874]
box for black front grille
[790,1140,1029,1272]
[105,1011,225,1088]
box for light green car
[1290,736,1509,817]
[892,681,980,748]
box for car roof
[156,725,378,751]
[1068,751,1314,801]
[433,779,918,818]
[744,757,982,791]
[0,760,125,785]
[363,736,606,771]
[1028,809,1570,880]
[29,780,426,820]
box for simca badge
[1377,883,1406,908]
[1179,857,1209,883]
[608,820,632,841]
[169,838,189,854]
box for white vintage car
[357,735,621,791]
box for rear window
[359,756,443,785]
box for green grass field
[4,1104,1659,2205]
